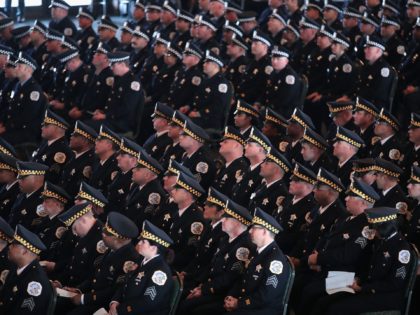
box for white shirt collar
[240,125,251,135]
[319,201,335,214]
[178,204,191,217]
[17,263,31,276]
[6,180,18,190]
[142,254,160,265]
[47,137,60,146]
[266,178,281,188]
[75,149,90,159]
[338,155,353,168]
[382,184,397,196]
[250,161,262,171]
[257,241,273,254]
[380,134,394,145]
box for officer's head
[288,176,314,197]
[407,169,420,200]
[317,31,333,49]
[18,173,45,194]
[116,152,137,173]
[364,44,383,62]
[380,23,399,38]
[145,6,162,23]
[271,54,289,71]
[267,15,286,35]
[203,57,221,75]
[51,6,68,21]
[95,137,117,156]
[197,23,215,40]
[15,62,34,81]
[374,120,395,138]
[41,122,66,141]
[72,210,96,237]
[305,7,322,21]
[163,172,177,192]
[98,26,116,42]
[299,24,318,42]
[333,139,358,158]
[409,127,420,146]
[251,39,269,57]
[376,171,398,189]
[8,242,36,265]
[285,0,302,11]
[314,182,339,205]
[323,7,339,23]
[244,141,268,160]
[133,3,145,21]
[204,201,225,221]
[345,195,374,215]
[120,28,133,47]
[153,40,168,57]
[209,0,225,17]
[176,15,191,33]
[219,137,244,158]
[301,141,324,163]
[78,15,93,29]
[260,158,285,180]
[170,184,196,203]
[131,35,149,50]
[132,165,158,186]
[221,216,247,235]
[343,14,359,29]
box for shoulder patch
[265,65,273,75]
[286,75,295,85]
[269,260,283,274]
[131,81,141,91]
[55,226,67,239]
[342,63,352,73]
[151,270,167,285]
[27,281,42,297]
[192,76,201,86]
[148,193,161,205]
[398,250,410,264]
[30,91,40,101]
[191,222,204,235]
[389,149,401,161]
[218,83,228,93]
[96,240,108,254]
[381,67,390,78]
[106,77,114,86]
[54,152,67,164]
[236,247,250,261]
[64,28,73,36]
[196,162,209,173]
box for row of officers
[0,0,419,138]
[0,99,418,313]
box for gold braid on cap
[349,185,376,204]
[410,117,420,128]
[302,133,326,150]
[353,165,376,173]
[378,111,398,130]
[183,126,205,143]
[410,173,420,184]
[104,222,128,239]
[317,175,343,192]
[252,216,280,234]
[171,115,184,127]
[44,116,68,130]
[14,234,42,255]
[236,103,259,118]
[76,191,106,207]
[293,167,316,185]
[98,130,120,146]
[355,101,377,117]
[335,132,363,148]
[207,195,225,208]
[74,126,95,142]
[224,207,251,226]
[120,141,138,157]
[249,134,270,152]
[224,131,246,146]
[368,213,397,224]
[291,113,308,128]
[0,162,17,173]
[42,189,68,204]
[0,231,13,243]
[154,109,171,120]
[176,178,202,197]
[137,157,161,175]
[266,153,290,173]
[374,165,400,178]
[0,146,14,157]
[140,229,171,248]
[265,114,288,128]
[328,103,353,113]
[63,204,93,226]
[17,169,46,177]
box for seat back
[169,272,183,315]
[281,256,296,315]
[297,74,308,109]
[46,284,57,315]
[388,67,398,113]
[403,244,419,315]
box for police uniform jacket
[106,170,133,214]
[49,16,77,38]
[8,187,44,230]
[371,134,406,166]
[159,142,185,169]
[225,55,248,94]
[324,53,358,99]
[306,46,334,93]
[182,146,217,191]
[143,131,173,160]
[213,156,249,197]
[75,26,98,64]
[231,164,263,207]
[130,48,149,75]
[249,179,288,217]
[0,181,20,221]
[38,215,68,261]
[406,202,420,250]
[112,255,174,315]
[0,259,51,315]
[90,154,119,195]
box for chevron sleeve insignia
[265,275,278,288]
[144,286,157,301]
[21,297,35,311]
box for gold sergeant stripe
[349,185,375,204]
[140,230,171,248]
[14,234,42,255]
[77,191,106,207]
[224,207,251,226]
[176,178,202,197]
[42,190,68,204]
[74,127,95,142]
[252,216,280,234]
[266,153,290,172]
[0,146,14,157]
[207,195,225,208]
[63,204,92,226]
[336,132,363,148]
[317,175,343,192]
[0,162,17,172]
[44,116,68,130]
[368,214,397,224]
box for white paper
[325,271,356,295]
[93,308,108,315]
[56,287,77,298]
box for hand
[178,271,186,281]
[71,293,82,305]
[69,107,83,119]
[0,124,6,134]
[349,280,362,292]
[109,302,119,315]
[403,85,417,95]
[186,286,202,299]
[51,280,63,288]
[305,92,318,101]
[309,265,321,272]
[311,93,323,102]
[62,287,81,294]
[179,106,190,114]
[224,296,238,311]
[335,95,351,102]
[50,100,65,110]
[188,111,201,118]
[308,251,318,266]
[40,261,55,272]
[92,110,106,121]
[289,257,300,268]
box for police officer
[231,127,271,206]
[0,224,51,315]
[179,199,255,315]
[297,179,380,315]
[125,149,165,227]
[233,100,259,139]
[325,101,356,145]
[8,161,48,229]
[75,8,97,64]
[179,120,217,191]
[32,110,73,184]
[169,172,207,271]
[49,0,77,38]
[225,33,249,95]
[341,6,361,58]
[249,147,291,216]
[406,165,420,250]
[332,126,365,188]
[159,110,187,168]
[36,181,70,264]
[223,208,291,315]
[195,15,221,54]
[0,152,19,221]
[189,50,232,131]
[371,108,406,165]
[130,26,151,75]
[75,181,109,220]
[292,17,319,74]
[353,97,379,157]
[301,127,334,173]
[381,16,405,67]
[59,121,97,198]
[323,1,343,30]
[97,16,120,52]
[63,212,140,315]
[89,125,119,195]
[52,203,106,288]
[173,9,193,48]
[213,126,250,197]
[262,45,300,117]
[276,163,317,255]
[107,137,142,214]
[109,220,174,315]
[0,52,46,145]
[402,113,420,181]
[143,102,173,160]
[326,207,413,315]
[29,20,49,78]
[91,51,143,134]
[0,217,13,288]
[165,41,204,110]
[261,108,289,150]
